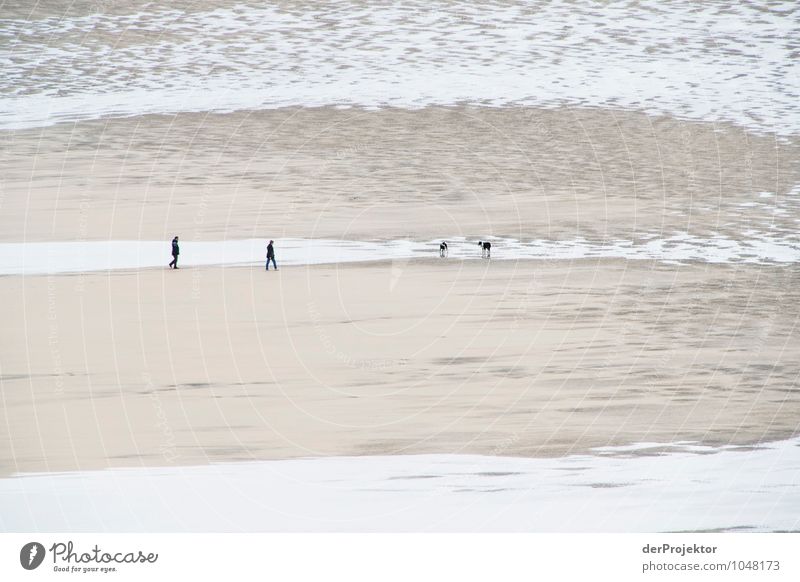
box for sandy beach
[2,258,798,476]
[3,107,799,246]
[2,0,799,535]
[3,105,800,478]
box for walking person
[265,240,277,271]
[168,236,180,269]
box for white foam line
[1,234,798,275]
[1,437,798,532]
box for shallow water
[2,231,798,275]
[2,438,798,532]
[1,1,798,133]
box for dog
[439,241,448,258]
[478,240,491,258]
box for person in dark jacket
[169,236,180,269]
[266,240,277,271]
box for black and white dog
[439,241,448,258]
[478,240,491,258]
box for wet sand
[3,107,799,244]
[2,106,800,477]
[2,259,798,476]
